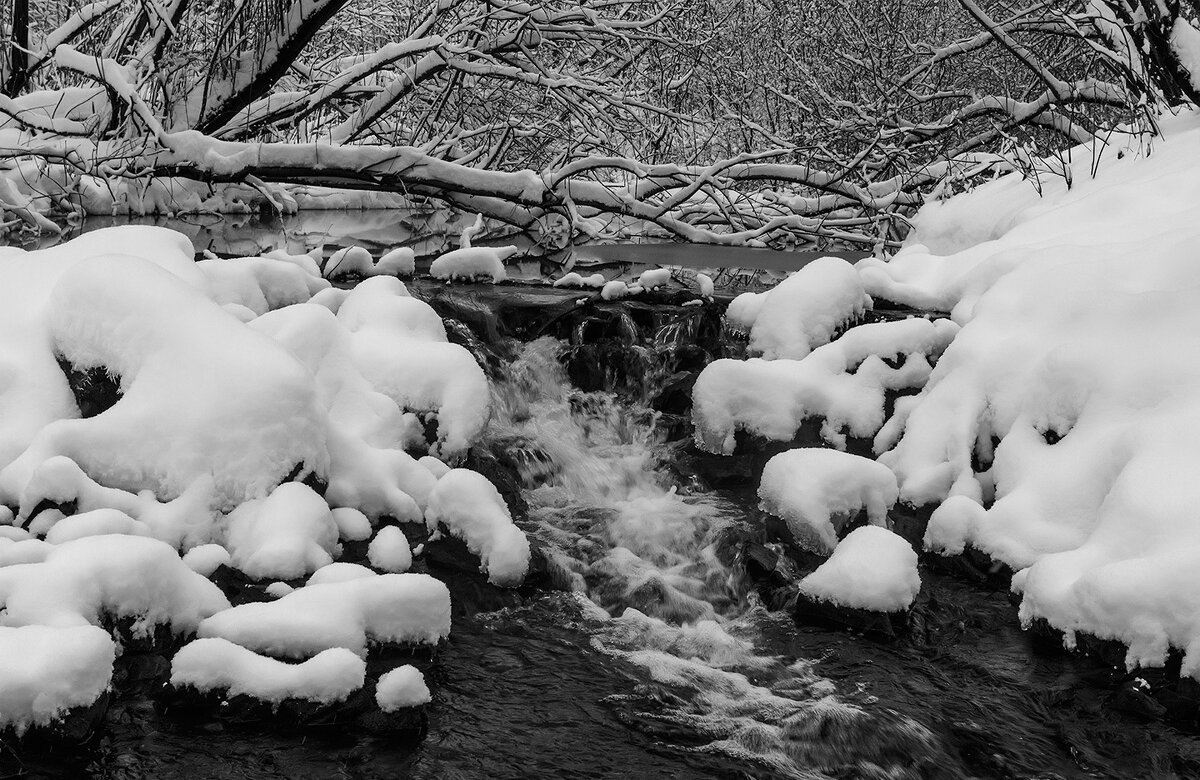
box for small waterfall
[484,338,941,778]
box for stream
[3,214,1200,779]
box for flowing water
[5,223,1200,778]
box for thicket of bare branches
[1,0,1199,248]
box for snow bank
[198,573,451,658]
[375,665,431,710]
[0,625,115,736]
[758,449,898,553]
[171,638,365,704]
[799,526,920,612]
[688,110,1200,675]
[0,234,328,510]
[425,469,531,587]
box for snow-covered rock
[758,449,898,553]
[331,507,373,542]
[375,665,431,711]
[637,268,672,289]
[0,625,115,736]
[307,562,377,586]
[0,535,229,633]
[324,246,375,279]
[171,638,365,704]
[600,280,630,300]
[375,247,415,277]
[183,544,232,577]
[748,256,871,360]
[553,271,606,288]
[224,482,339,580]
[368,526,412,573]
[725,290,767,333]
[430,247,512,283]
[425,469,531,587]
[693,318,957,454]
[799,526,920,612]
[198,573,451,658]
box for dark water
[4,221,1200,779]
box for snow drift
[698,109,1200,675]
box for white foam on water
[487,338,913,776]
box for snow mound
[324,246,375,279]
[0,535,230,632]
[601,280,630,300]
[224,482,340,580]
[376,247,416,277]
[0,237,328,510]
[637,268,672,289]
[171,638,365,704]
[368,526,412,573]
[425,469,531,587]
[693,318,957,454]
[197,255,329,315]
[44,508,149,544]
[818,111,1200,675]
[430,247,512,283]
[0,625,115,736]
[15,455,216,548]
[553,272,606,288]
[198,573,451,658]
[307,562,377,586]
[758,449,898,553]
[748,257,872,360]
[182,544,231,577]
[725,291,768,333]
[331,507,372,542]
[799,526,920,612]
[375,665,431,710]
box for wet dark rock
[101,615,190,655]
[793,592,909,640]
[421,532,534,615]
[159,684,386,732]
[463,447,528,520]
[923,545,1016,589]
[58,357,122,418]
[1,691,111,752]
[1027,618,1200,730]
